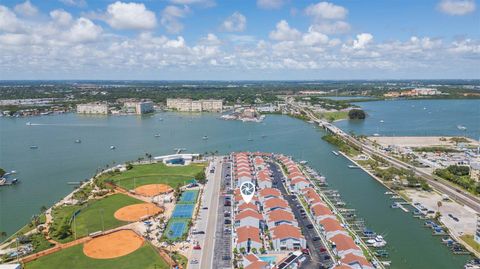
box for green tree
[348,109,366,120]
[195,171,206,184]
[0,168,5,177]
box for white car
[190,259,199,264]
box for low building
[236,226,263,251]
[235,208,263,228]
[166,98,223,112]
[271,224,306,250]
[76,102,109,114]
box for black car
[312,236,321,241]
[224,219,232,224]
[306,224,314,229]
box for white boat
[300,160,308,165]
[380,120,384,123]
[30,145,38,149]
[348,165,360,169]
[26,122,32,126]
[367,235,387,247]
[385,191,394,195]
[332,151,339,156]
[373,133,380,137]
[154,134,161,137]
[75,139,81,143]
[457,125,467,131]
[202,136,208,140]
[110,145,116,150]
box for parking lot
[213,158,233,269]
[269,162,333,269]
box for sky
[0,0,478,80]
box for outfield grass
[101,162,205,190]
[25,243,169,269]
[50,194,144,243]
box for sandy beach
[368,136,479,148]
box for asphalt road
[269,162,332,269]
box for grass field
[460,234,480,253]
[25,243,168,269]
[101,162,205,190]
[50,194,144,243]
[317,111,349,122]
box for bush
[348,109,366,120]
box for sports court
[171,204,194,218]
[177,190,198,204]
[164,219,189,239]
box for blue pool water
[259,256,277,264]
[171,204,194,218]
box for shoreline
[338,151,480,258]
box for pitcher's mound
[83,230,143,259]
[134,184,173,196]
[114,203,163,222]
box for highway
[290,101,480,213]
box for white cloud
[257,0,285,9]
[60,0,87,8]
[14,1,38,17]
[106,1,157,30]
[0,6,22,33]
[50,9,73,26]
[311,21,350,34]
[221,12,246,32]
[438,0,476,15]
[161,5,190,34]
[305,1,348,20]
[302,27,329,46]
[65,17,102,43]
[269,20,301,41]
[352,33,373,49]
[200,33,221,45]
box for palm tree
[437,201,442,212]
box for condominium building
[76,102,109,114]
[124,100,154,114]
[166,98,223,112]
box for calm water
[336,99,480,139]
[0,100,475,268]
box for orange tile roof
[245,260,268,269]
[320,218,344,232]
[258,188,281,198]
[264,197,288,209]
[238,202,258,212]
[267,209,295,223]
[291,177,309,185]
[237,226,261,243]
[311,203,333,216]
[341,253,372,268]
[235,209,263,221]
[271,224,303,240]
[330,234,360,251]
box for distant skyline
[0,0,479,80]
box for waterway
[0,100,476,268]
[336,99,480,139]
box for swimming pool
[259,256,276,264]
[171,204,194,218]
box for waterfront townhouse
[310,202,336,223]
[235,208,263,228]
[257,169,272,189]
[235,226,263,251]
[242,254,269,269]
[238,202,259,212]
[319,218,348,240]
[258,188,281,203]
[330,234,363,258]
[339,253,375,269]
[266,209,297,227]
[290,176,310,192]
[270,224,306,250]
[302,187,323,204]
[263,197,290,212]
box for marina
[0,106,476,268]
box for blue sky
[0,0,478,79]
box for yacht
[367,235,387,247]
[202,135,208,140]
[373,133,380,137]
[154,134,161,137]
[110,145,116,150]
[75,139,81,143]
[30,145,38,149]
[380,120,384,123]
[348,165,360,169]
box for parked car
[306,224,314,229]
[312,236,321,241]
[190,259,199,264]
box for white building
[166,98,223,112]
[124,101,154,114]
[76,102,109,114]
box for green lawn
[50,194,144,243]
[101,162,206,190]
[25,243,169,269]
[317,111,349,122]
[460,234,480,253]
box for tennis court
[165,219,189,239]
[171,204,194,218]
[178,190,198,204]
